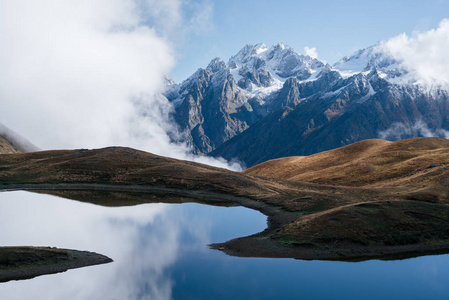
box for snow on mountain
[332,44,410,85]
[228,43,326,91]
[163,43,331,154]
[166,43,329,110]
[169,40,449,111]
[164,41,449,165]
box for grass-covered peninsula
[0,247,112,282]
[1,137,449,261]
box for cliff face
[212,74,449,167]
[167,43,449,167]
[166,44,324,155]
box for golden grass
[2,137,449,260]
[244,137,449,190]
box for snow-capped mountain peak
[332,44,407,83]
[207,57,228,73]
[166,41,449,165]
[167,43,332,111]
[263,43,325,80]
[227,43,327,91]
[229,43,268,65]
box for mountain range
[165,43,449,167]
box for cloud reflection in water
[0,191,234,300]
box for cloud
[378,120,449,141]
[0,1,239,169]
[0,122,39,152]
[0,191,178,299]
[140,0,214,41]
[379,19,449,86]
[0,0,172,148]
[304,46,319,59]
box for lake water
[1,191,449,299]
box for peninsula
[1,137,449,261]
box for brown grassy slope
[0,147,326,209]
[0,146,397,215]
[244,138,449,199]
[275,200,449,249]
[0,136,22,154]
[238,137,449,257]
[3,141,449,260]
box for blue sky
[170,0,449,82]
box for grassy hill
[245,138,449,202]
[1,138,449,260]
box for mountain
[165,43,324,154]
[166,43,449,167]
[0,123,38,154]
[0,136,21,154]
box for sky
[0,0,448,169]
[170,0,449,82]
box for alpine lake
[1,190,449,300]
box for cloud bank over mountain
[379,19,449,86]
[0,0,241,169]
[0,0,172,149]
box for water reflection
[1,191,449,299]
[0,191,266,299]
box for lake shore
[0,246,112,283]
[1,140,449,261]
[2,183,449,261]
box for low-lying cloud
[304,47,319,59]
[378,19,449,86]
[378,120,449,141]
[0,0,240,169]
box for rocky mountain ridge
[165,43,449,167]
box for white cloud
[379,19,449,86]
[304,46,318,59]
[378,120,449,140]
[140,0,214,41]
[0,1,239,169]
[0,0,172,149]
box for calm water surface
[1,191,449,299]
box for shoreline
[0,246,112,283]
[2,184,449,261]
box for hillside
[0,123,38,154]
[244,137,449,189]
[0,136,22,154]
[245,138,449,203]
[1,138,449,260]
